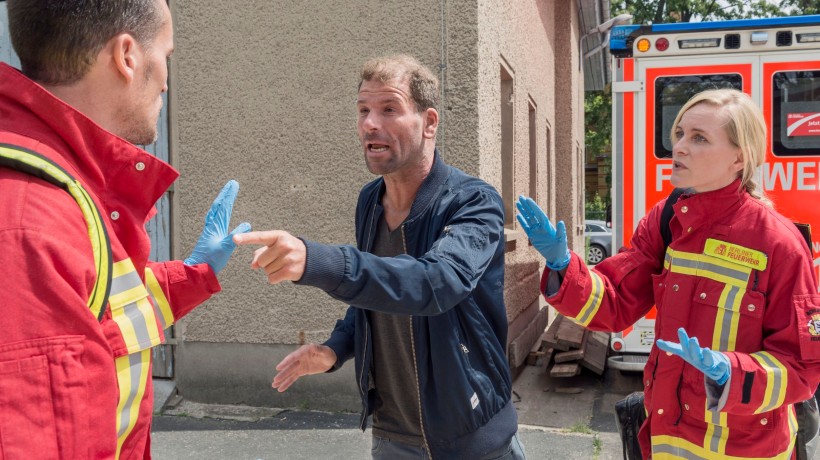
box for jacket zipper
[358,318,369,430]
[402,224,432,458]
[358,199,380,430]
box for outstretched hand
[656,327,730,385]
[272,344,337,392]
[515,195,571,270]
[233,230,307,284]
[184,180,251,274]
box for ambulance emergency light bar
[609,14,820,58]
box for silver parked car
[585,220,612,265]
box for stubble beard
[122,109,160,146]
[121,61,161,146]
[362,136,426,176]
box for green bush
[585,194,608,221]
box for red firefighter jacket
[0,63,219,459]
[544,181,820,459]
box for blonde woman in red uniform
[517,89,820,459]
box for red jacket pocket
[0,335,87,460]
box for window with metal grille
[724,34,741,49]
[776,31,793,47]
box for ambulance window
[772,71,820,157]
[654,75,742,158]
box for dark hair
[7,0,164,85]
[359,54,439,112]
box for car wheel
[587,244,606,265]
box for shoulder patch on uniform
[703,238,768,271]
[796,297,820,361]
[808,312,820,337]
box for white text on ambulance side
[655,162,820,192]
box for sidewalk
[151,410,622,459]
[151,364,644,459]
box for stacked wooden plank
[527,314,610,377]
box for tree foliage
[777,0,820,15]
[584,88,612,160]
[610,0,786,24]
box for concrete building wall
[169,0,584,410]
[474,0,570,368]
[553,3,587,256]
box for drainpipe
[439,0,447,154]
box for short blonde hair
[670,89,770,205]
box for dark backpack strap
[794,223,813,254]
[660,188,685,250]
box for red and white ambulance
[606,15,820,371]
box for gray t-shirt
[369,215,423,446]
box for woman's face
[670,103,744,193]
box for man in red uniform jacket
[0,1,249,458]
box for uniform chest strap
[0,143,112,321]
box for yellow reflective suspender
[0,143,112,321]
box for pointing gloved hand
[515,195,571,271]
[184,180,252,274]
[656,327,730,385]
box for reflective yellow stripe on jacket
[108,260,166,459]
[661,248,795,459]
[571,270,605,327]
[751,351,789,414]
[115,349,151,459]
[145,267,175,330]
[109,259,164,354]
[652,428,796,460]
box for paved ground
[151,362,645,459]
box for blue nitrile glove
[515,195,571,271]
[184,180,251,274]
[656,327,730,385]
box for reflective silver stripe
[123,298,154,348]
[110,270,143,297]
[110,259,162,352]
[717,285,741,351]
[147,290,169,330]
[755,352,785,413]
[670,256,750,284]
[790,404,798,432]
[653,443,707,460]
[117,352,144,437]
[707,414,724,453]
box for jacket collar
[0,63,178,217]
[674,178,748,230]
[372,147,450,225]
[405,148,449,224]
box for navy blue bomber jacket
[298,150,517,459]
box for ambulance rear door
[760,52,820,285]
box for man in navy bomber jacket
[235,55,525,460]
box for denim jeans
[371,431,526,460]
